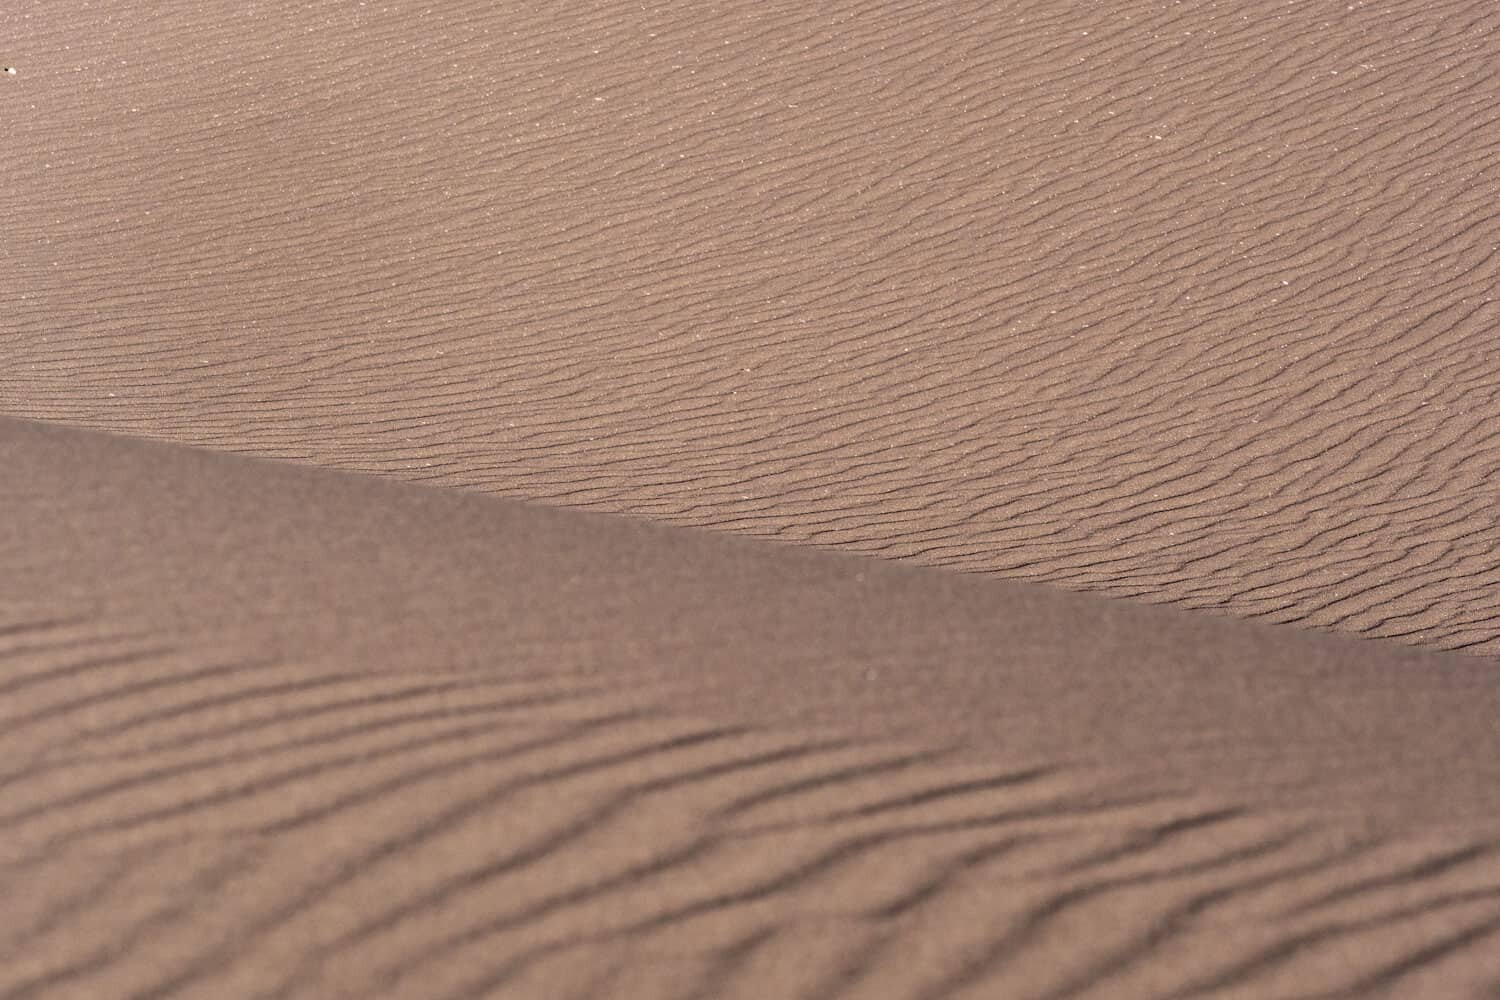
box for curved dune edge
[3,417,1499,998]
[5,0,1500,655]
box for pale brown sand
[3,417,1499,998]
[4,0,1500,653]
[3,0,1500,996]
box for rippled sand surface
[3,1,1499,996]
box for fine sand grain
[3,0,1500,996]
[5,0,1500,653]
[2,417,1499,998]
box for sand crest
[3,0,1499,995]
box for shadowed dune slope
[3,0,1500,654]
[3,417,1500,998]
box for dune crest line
[3,0,1499,653]
[2,419,1499,996]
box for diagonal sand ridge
[3,0,1500,995]
[3,0,1499,653]
[1,418,1499,997]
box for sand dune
[4,0,1500,996]
[4,0,1499,653]
[3,418,1499,998]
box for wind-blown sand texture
[3,0,1500,997]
